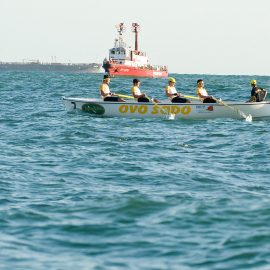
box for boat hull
[103,63,168,78]
[63,97,270,120]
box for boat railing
[144,64,168,71]
[133,50,146,57]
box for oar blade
[245,114,253,122]
[167,114,176,120]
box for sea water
[1,71,270,270]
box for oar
[145,95,175,120]
[212,96,252,122]
[182,95,200,100]
[115,93,134,99]
[182,94,252,121]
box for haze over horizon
[1,0,270,76]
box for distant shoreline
[0,61,102,73]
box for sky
[1,0,270,75]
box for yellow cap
[250,79,257,85]
[168,77,176,83]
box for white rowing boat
[62,96,270,120]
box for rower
[165,77,190,103]
[100,75,124,102]
[248,79,267,102]
[196,79,216,103]
[131,78,159,103]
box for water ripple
[1,71,270,269]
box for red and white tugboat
[102,23,168,78]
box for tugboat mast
[115,23,126,48]
[132,23,140,51]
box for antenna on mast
[131,23,141,51]
[116,22,125,36]
[115,23,126,47]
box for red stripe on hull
[107,65,168,78]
